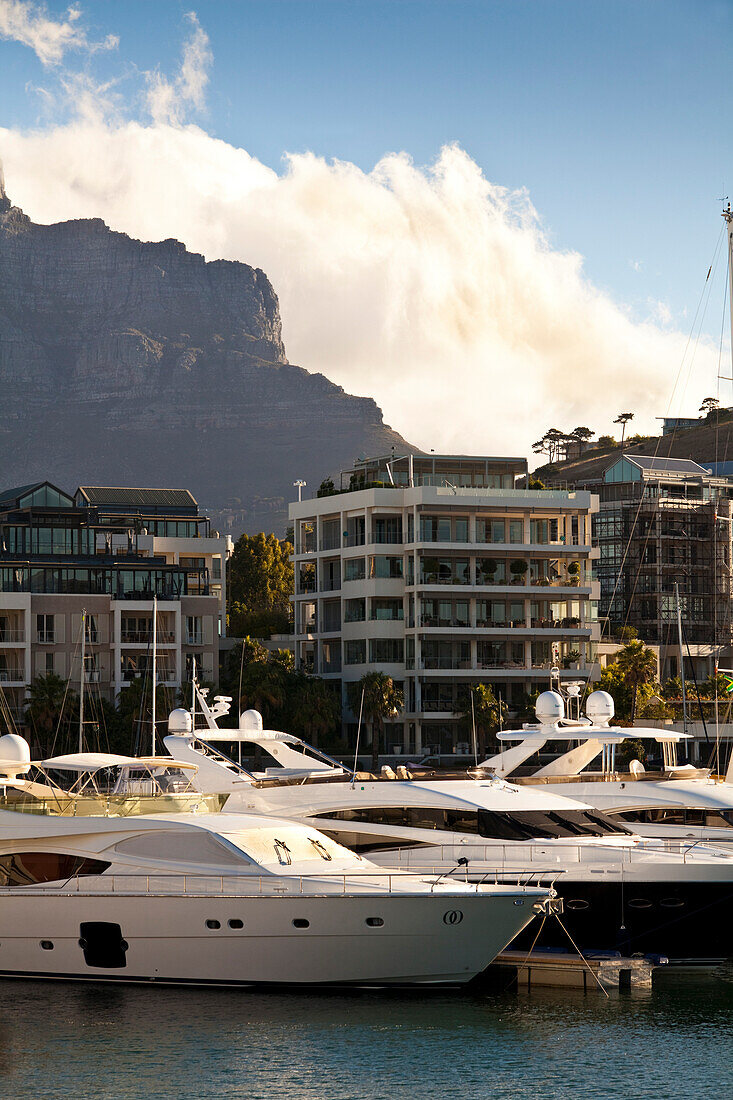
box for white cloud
[0,0,116,67]
[0,6,720,455]
[0,121,716,456]
[145,11,211,125]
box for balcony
[185,633,204,646]
[120,630,176,644]
[0,669,24,682]
[36,631,55,644]
[0,628,25,643]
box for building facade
[291,454,599,755]
[544,454,733,680]
[0,482,232,729]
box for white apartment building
[291,454,600,755]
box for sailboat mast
[78,607,86,753]
[152,595,157,756]
[724,204,733,355]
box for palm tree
[616,641,657,721]
[347,672,403,772]
[459,683,508,757]
[613,412,634,444]
[25,673,77,756]
[286,673,340,747]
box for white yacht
[481,689,733,843]
[0,734,225,816]
[0,809,548,987]
[163,691,733,964]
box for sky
[0,0,731,457]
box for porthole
[365,917,384,927]
[628,899,653,909]
[40,940,54,950]
[205,919,221,930]
[228,919,244,929]
[566,899,590,911]
[292,919,310,929]
[660,898,685,909]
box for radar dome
[535,691,564,724]
[167,708,193,734]
[0,734,31,778]
[586,690,615,725]
[240,709,264,732]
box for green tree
[25,673,77,756]
[613,412,634,443]
[458,683,508,757]
[615,641,658,722]
[347,672,403,772]
[599,662,632,722]
[228,532,293,637]
[284,673,341,747]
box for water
[0,970,730,1099]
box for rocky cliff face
[0,187,410,531]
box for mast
[675,583,688,737]
[78,608,86,753]
[151,595,157,757]
[723,203,733,359]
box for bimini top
[38,754,198,773]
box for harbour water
[1,969,731,1099]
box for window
[36,614,54,643]
[186,616,203,644]
[45,653,54,674]
[369,638,404,663]
[476,518,506,543]
[509,520,524,544]
[345,640,366,664]
[344,558,366,582]
[476,558,506,585]
[211,557,222,580]
[420,516,468,542]
[373,516,403,544]
[345,516,365,546]
[371,598,403,621]
[369,556,403,579]
[344,598,366,622]
[0,852,110,886]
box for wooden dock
[484,950,663,992]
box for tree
[597,434,618,449]
[700,397,720,415]
[615,641,658,721]
[316,477,337,497]
[347,672,403,772]
[228,532,293,637]
[284,673,341,748]
[532,428,566,464]
[570,426,595,454]
[458,683,508,757]
[613,412,634,444]
[25,673,77,756]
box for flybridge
[482,689,691,780]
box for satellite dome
[240,709,264,732]
[167,708,193,734]
[0,734,31,778]
[535,691,564,724]
[586,690,615,725]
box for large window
[369,638,404,663]
[372,516,403,544]
[0,852,110,886]
[420,516,469,543]
[369,556,403,579]
[344,598,365,622]
[371,598,404,621]
[476,518,506,543]
[344,558,366,582]
[345,640,366,664]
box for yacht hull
[0,890,538,987]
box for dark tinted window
[314,807,630,839]
[0,853,110,887]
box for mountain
[0,184,411,533]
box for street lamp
[293,479,306,502]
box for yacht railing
[0,871,519,897]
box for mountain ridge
[0,188,411,531]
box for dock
[484,949,665,992]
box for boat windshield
[314,806,632,840]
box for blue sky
[0,0,731,451]
[2,0,730,327]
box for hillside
[0,185,410,532]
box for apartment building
[542,454,733,680]
[0,482,232,728]
[291,454,599,755]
